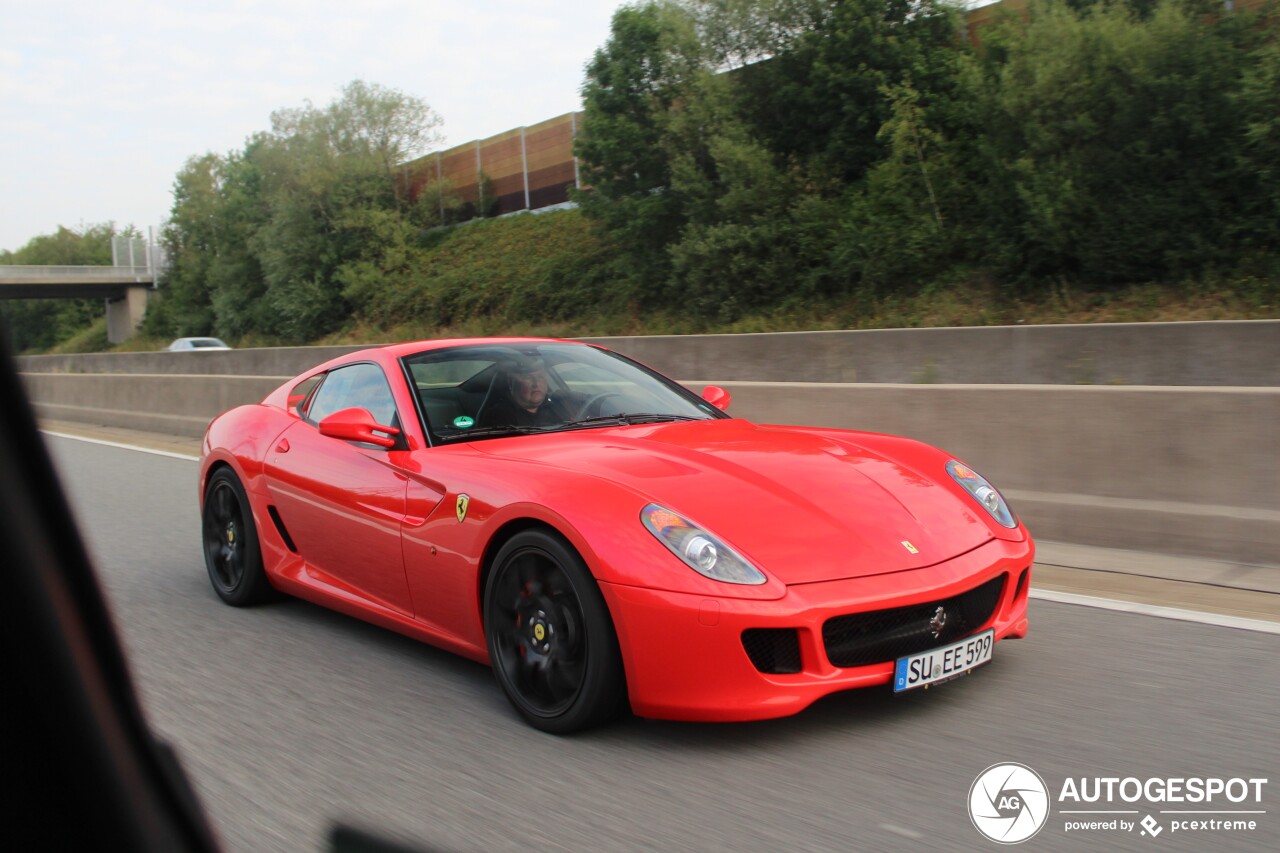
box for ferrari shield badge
[455,494,470,523]
[901,540,919,554]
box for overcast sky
[0,0,631,253]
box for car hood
[473,419,994,584]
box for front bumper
[599,536,1033,722]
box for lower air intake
[742,628,802,674]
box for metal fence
[112,233,167,275]
[0,265,155,280]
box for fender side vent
[268,506,298,553]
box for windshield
[402,342,726,444]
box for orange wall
[402,112,581,221]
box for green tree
[575,2,708,280]
[728,0,966,185]
[578,0,973,316]
[155,80,443,343]
[981,1,1265,284]
[837,79,973,292]
[663,65,843,319]
[252,81,442,340]
[147,154,230,337]
[684,0,836,69]
[1236,37,1280,263]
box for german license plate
[893,629,994,692]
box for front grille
[742,628,802,674]
[823,575,1006,668]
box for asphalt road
[46,435,1280,853]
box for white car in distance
[168,337,231,352]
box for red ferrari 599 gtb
[200,338,1033,733]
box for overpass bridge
[0,265,156,343]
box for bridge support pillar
[106,285,150,344]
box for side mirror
[701,385,731,412]
[318,407,400,448]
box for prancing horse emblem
[455,494,470,523]
[929,606,948,638]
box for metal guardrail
[0,265,155,279]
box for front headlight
[946,460,1017,528]
[640,504,766,585]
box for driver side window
[306,363,399,427]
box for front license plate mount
[893,628,994,693]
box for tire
[201,468,275,606]
[484,530,626,734]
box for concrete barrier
[709,381,1278,566]
[17,320,1280,385]
[17,345,364,378]
[589,320,1280,386]
[20,367,1278,566]
[16,322,1279,566]
[24,373,287,438]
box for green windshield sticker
[452,416,475,429]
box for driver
[478,356,570,427]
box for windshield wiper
[434,425,547,443]
[557,415,630,430]
[438,414,706,442]
[558,413,702,431]
[617,413,702,424]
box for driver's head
[507,356,548,412]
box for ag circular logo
[969,763,1051,844]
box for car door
[264,362,416,616]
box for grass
[17,208,1279,355]
[316,281,1276,346]
[83,275,1279,355]
[47,318,110,353]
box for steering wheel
[573,392,626,420]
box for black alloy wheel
[484,530,625,734]
[201,468,275,606]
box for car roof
[377,336,583,359]
[304,337,592,374]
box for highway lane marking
[879,824,924,840]
[41,430,200,462]
[42,431,1280,635]
[1032,589,1279,635]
